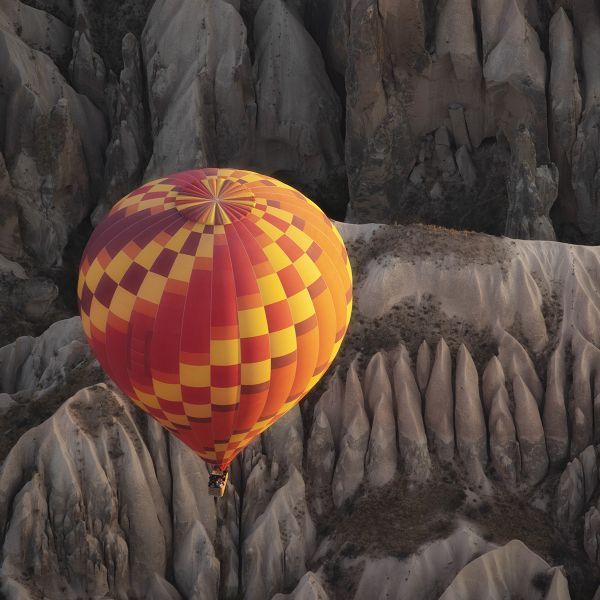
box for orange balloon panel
[78,168,353,468]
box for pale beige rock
[146,574,182,600]
[253,0,344,188]
[549,8,582,228]
[454,344,488,479]
[0,386,175,599]
[0,317,89,394]
[505,127,557,241]
[331,409,369,507]
[393,345,431,481]
[69,8,106,108]
[217,491,240,599]
[170,435,240,600]
[306,403,335,515]
[353,527,493,600]
[331,360,369,506]
[416,340,432,393]
[94,33,149,223]
[513,375,548,485]
[0,376,245,599]
[174,520,220,600]
[584,507,600,566]
[242,469,315,600]
[425,338,455,462]
[352,228,556,357]
[440,540,570,600]
[498,332,544,406]
[365,389,397,487]
[488,388,519,486]
[409,0,485,146]
[241,455,273,540]
[318,371,344,451]
[571,0,600,243]
[272,571,329,600]
[262,404,304,473]
[580,446,598,504]
[482,356,507,416]
[436,0,480,83]
[364,351,392,418]
[543,347,570,464]
[341,359,366,432]
[556,456,586,529]
[479,0,549,157]
[570,332,600,456]
[142,0,255,178]
[482,361,522,482]
[145,418,173,511]
[0,0,72,63]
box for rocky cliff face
[2,0,600,352]
[2,1,600,598]
[1,224,600,599]
[2,0,600,269]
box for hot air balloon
[78,168,352,496]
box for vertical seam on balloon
[204,231,220,465]
[147,249,192,432]
[230,216,283,439]
[234,215,300,421]
[218,223,244,468]
[224,220,271,462]
[174,212,217,466]
[257,217,324,402]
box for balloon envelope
[78,168,352,468]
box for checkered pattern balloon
[78,168,353,468]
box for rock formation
[440,540,570,600]
[1,1,600,597]
[142,0,255,178]
[93,32,150,223]
[2,0,600,317]
[0,0,107,267]
[1,222,599,598]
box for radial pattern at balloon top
[78,168,352,469]
[171,172,258,224]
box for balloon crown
[168,170,257,225]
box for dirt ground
[314,467,600,600]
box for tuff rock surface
[1,0,600,291]
[1,223,600,598]
[1,1,600,598]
